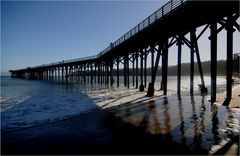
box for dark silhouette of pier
[9,0,239,105]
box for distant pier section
[10,0,239,105]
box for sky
[1,1,240,76]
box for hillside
[112,59,239,76]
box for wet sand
[2,86,239,155]
[216,84,240,108]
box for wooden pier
[9,1,239,105]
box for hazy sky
[1,1,240,75]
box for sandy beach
[215,80,240,108]
[87,81,240,110]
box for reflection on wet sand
[106,94,239,154]
[178,96,186,143]
[147,100,162,135]
[211,103,220,144]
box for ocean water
[1,76,98,132]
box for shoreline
[215,84,240,108]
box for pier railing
[110,0,188,49]
[98,0,188,57]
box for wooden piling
[132,55,135,87]
[144,50,147,88]
[117,58,119,87]
[162,39,168,95]
[127,55,130,88]
[140,48,144,91]
[226,15,234,101]
[190,31,195,95]
[210,22,217,103]
[177,37,182,95]
[136,51,139,89]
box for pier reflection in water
[106,95,239,153]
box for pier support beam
[58,67,60,81]
[106,62,109,85]
[144,50,147,88]
[190,31,195,95]
[140,48,144,92]
[72,66,74,81]
[62,67,64,81]
[100,63,103,84]
[69,67,71,81]
[123,54,130,88]
[80,65,83,82]
[98,63,100,84]
[117,58,120,87]
[51,68,54,81]
[210,22,217,103]
[127,55,130,88]
[66,66,69,82]
[47,69,49,80]
[91,63,93,84]
[124,55,127,87]
[94,63,97,83]
[104,63,106,85]
[132,55,135,87]
[162,39,168,95]
[110,61,114,86]
[193,31,208,93]
[147,44,161,97]
[108,62,110,85]
[177,37,183,96]
[226,15,235,101]
[151,45,155,83]
[102,63,104,84]
[136,51,139,89]
[83,64,86,83]
[87,64,90,83]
